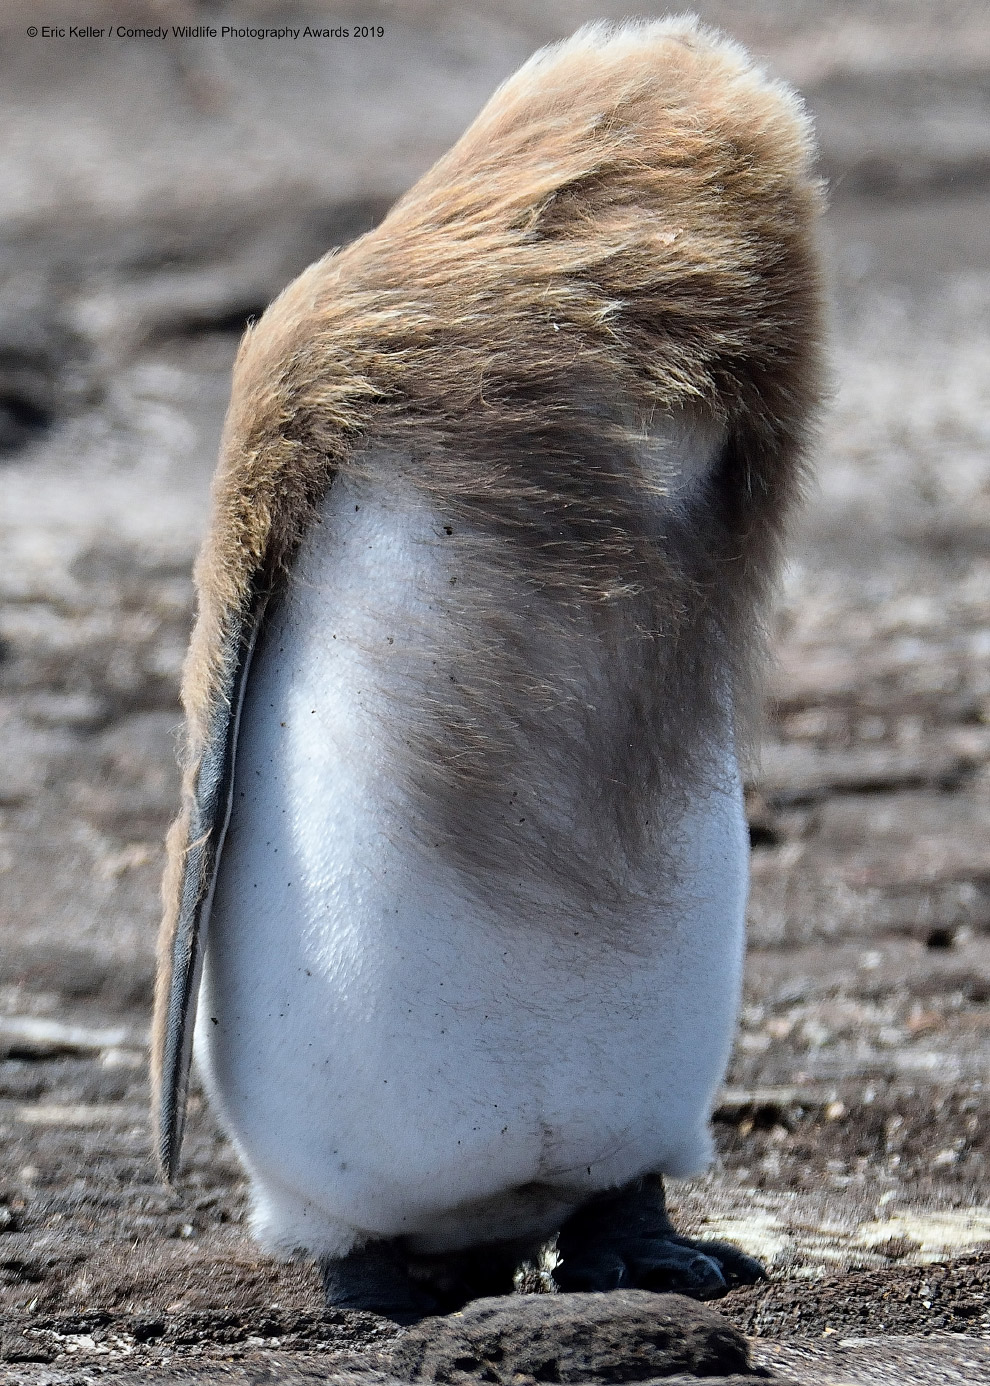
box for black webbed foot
[553,1174,765,1301]
[321,1240,441,1323]
[322,1237,527,1322]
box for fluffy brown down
[153,17,826,1144]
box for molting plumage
[152,15,825,1309]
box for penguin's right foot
[553,1174,765,1301]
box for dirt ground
[1,2,989,1382]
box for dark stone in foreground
[388,1290,758,1382]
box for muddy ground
[1,1,989,1382]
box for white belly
[196,476,749,1259]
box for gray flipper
[155,584,270,1182]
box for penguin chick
[152,15,825,1320]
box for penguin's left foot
[553,1174,765,1300]
[321,1238,525,1322]
[321,1240,442,1323]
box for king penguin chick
[152,17,825,1321]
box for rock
[0,283,93,455]
[387,1290,757,1383]
[0,1332,55,1363]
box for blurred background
[1,0,989,1358]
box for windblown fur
[153,15,826,1177]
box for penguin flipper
[151,583,269,1183]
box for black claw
[672,1237,767,1288]
[633,1243,728,1300]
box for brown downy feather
[153,16,827,1174]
